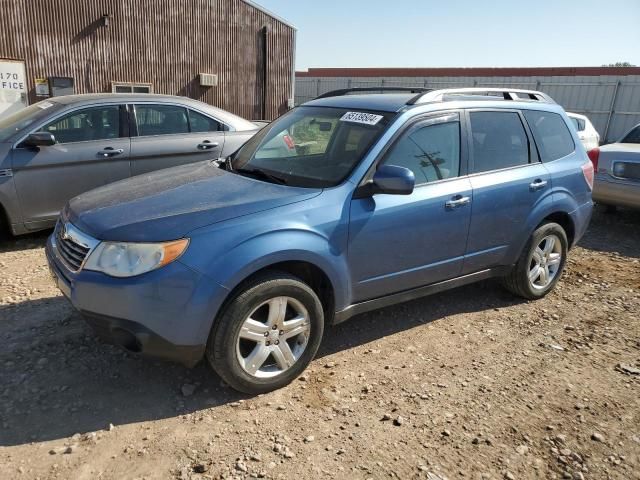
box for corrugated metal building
[0,0,295,120]
[296,67,640,142]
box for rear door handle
[529,179,548,191]
[197,141,220,151]
[445,195,471,209]
[98,148,124,157]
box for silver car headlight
[84,239,189,278]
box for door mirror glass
[372,165,415,195]
[22,131,56,147]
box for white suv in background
[567,112,600,150]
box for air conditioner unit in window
[199,73,218,87]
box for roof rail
[316,87,430,99]
[407,88,556,105]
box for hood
[67,161,321,242]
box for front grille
[613,162,640,181]
[55,224,91,271]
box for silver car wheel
[529,234,563,290]
[236,296,311,379]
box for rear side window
[135,105,189,136]
[523,111,575,161]
[188,109,223,133]
[621,125,640,144]
[382,116,460,184]
[470,111,529,173]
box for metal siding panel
[0,0,294,120]
[296,73,640,142]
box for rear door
[130,103,225,176]
[462,109,551,274]
[12,104,130,228]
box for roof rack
[407,88,556,105]
[316,87,430,99]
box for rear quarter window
[523,111,575,161]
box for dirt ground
[0,207,638,480]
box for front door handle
[98,147,124,158]
[197,141,220,151]
[529,179,548,191]
[445,195,471,209]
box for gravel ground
[0,207,639,480]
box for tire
[206,271,324,394]
[502,222,568,300]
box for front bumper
[46,235,229,367]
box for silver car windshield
[231,106,393,188]
[0,100,63,142]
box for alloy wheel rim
[236,296,311,378]
[529,234,563,290]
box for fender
[0,172,24,235]
[504,188,577,264]
[214,228,350,305]
[181,227,351,343]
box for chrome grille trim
[52,222,100,272]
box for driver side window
[382,116,461,185]
[41,106,121,144]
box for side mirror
[355,165,415,198]
[371,165,415,195]
[22,132,56,148]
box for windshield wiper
[235,167,288,185]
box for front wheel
[206,271,324,394]
[502,222,568,300]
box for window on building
[41,106,120,143]
[188,109,223,132]
[470,111,530,173]
[523,110,575,161]
[135,104,189,136]
[382,116,461,184]
[112,82,152,94]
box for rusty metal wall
[0,0,294,120]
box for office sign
[0,59,28,117]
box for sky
[256,0,640,71]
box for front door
[130,104,225,176]
[12,104,130,228]
[348,113,472,302]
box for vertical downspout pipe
[262,25,268,120]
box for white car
[567,112,600,151]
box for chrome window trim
[131,101,233,133]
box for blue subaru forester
[46,88,593,393]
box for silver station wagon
[0,94,260,236]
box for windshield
[0,100,63,142]
[231,106,393,188]
[621,125,640,144]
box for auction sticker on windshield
[340,112,384,126]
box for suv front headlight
[84,239,189,278]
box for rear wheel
[206,271,324,394]
[502,222,568,300]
